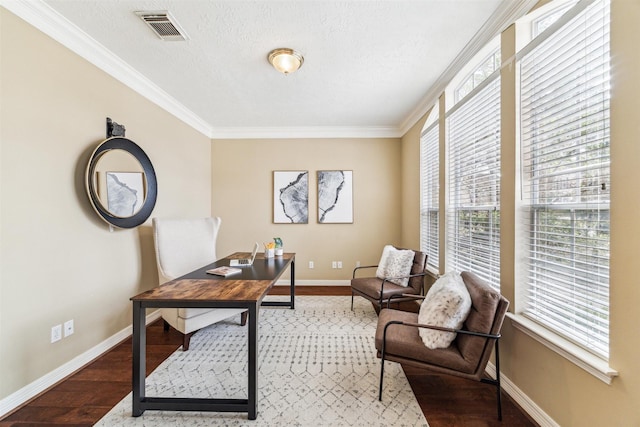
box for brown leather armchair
[350,248,427,311]
[375,271,509,420]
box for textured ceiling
[25,0,532,138]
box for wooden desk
[130,252,295,419]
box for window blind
[420,120,439,270]
[446,74,501,290]
[519,0,610,358]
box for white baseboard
[486,362,559,427]
[0,310,161,419]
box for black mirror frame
[86,137,157,229]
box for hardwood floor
[0,286,537,426]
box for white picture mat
[105,171,144,217]
[318,170,353,223]
[273,171,309,223]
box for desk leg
[132,302,146,417]
[248,303,258,420]
[290,259,295,309]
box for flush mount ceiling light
[267,48,304,74]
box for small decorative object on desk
[206,266,242,277]
[274,237,284,256]
[264,241,275,258]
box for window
[420,109,439,271]
[532,1,576,38]
[455,49,501,102]
[519,0,610,359]
[446,73,501,290]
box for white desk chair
[152,217,247,350]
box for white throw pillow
[375,245,414,287]
[418,271,472,349]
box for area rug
[96,296,428,426]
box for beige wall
[3,0,639,424]
[211,138,403,280]
[0,9,211,399]
[399,1,640,425]
[608,0,640,425]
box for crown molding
[0,0,213,138]
[2,0,537,140]
[0,0,400,140]
[210,125,402,140]
[398,0,539,136]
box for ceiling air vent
[135,11,188,41]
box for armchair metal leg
[351,292,354,311]
[379,322,394,401]
[495,339,502,421]
[379,320,403,401]
[378,357,386,401]
[481,339,503,421]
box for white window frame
[509,0,617,383]
[531,1,576,38]
[454,48,501,103]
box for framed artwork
[317,170,353,223]
[273,171,309,223]
[105,171,145,217]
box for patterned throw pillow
[418,271,472,349]
[375,245,414,287]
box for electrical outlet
[309,261,314,269]
[332,261,337,269]
[64,319,74,337]
[337,261,343,269]
[51,324,62,343]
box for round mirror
[85,137,157,229]
[91,149,145,217]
